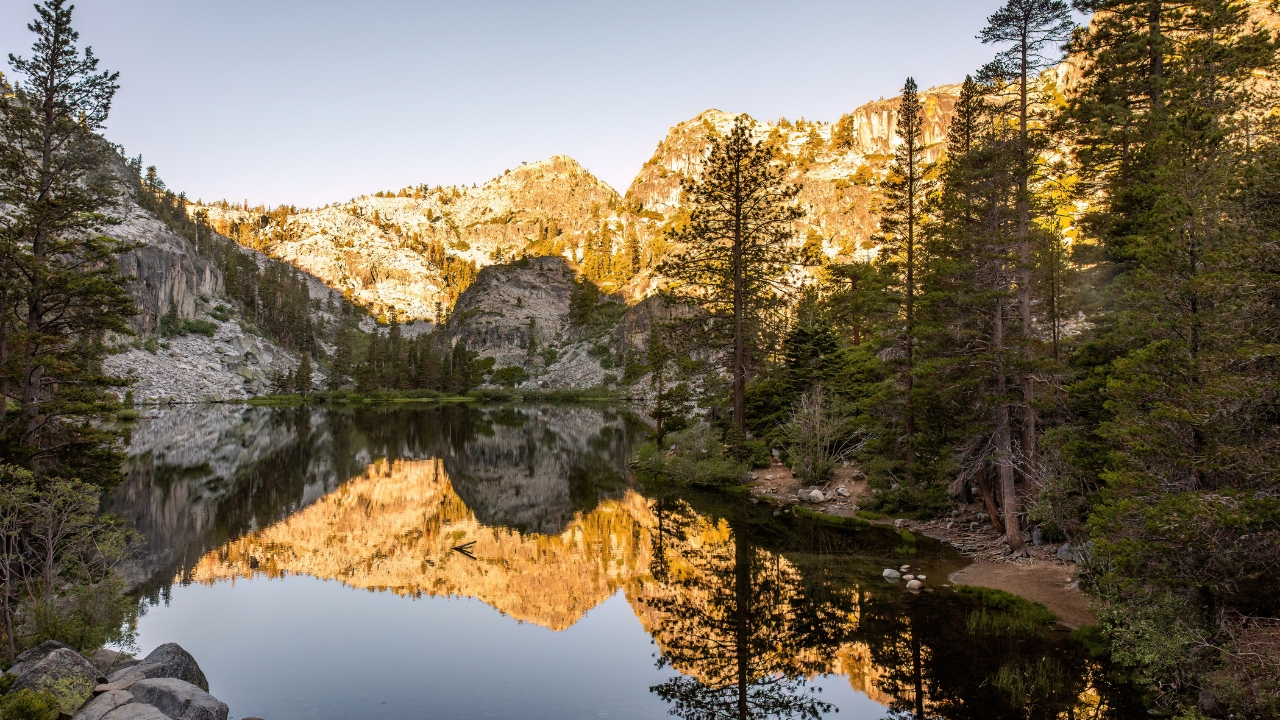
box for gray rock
[903,574,915,581]
[130,678,228,720]
[6,639,72,678]
[906,579,924,591]
[73,689,135,720]
[91,648,138,677]
[102,703,171,720]
[882,569,901,580]
[1056,543,1073,561]
[893,518,908,528]
[11,647,103,716]
[804,489,826,503]
[1031,527,1044,546]
[101,668,148,692]
[835,486,850,497]
[127,643,210,692]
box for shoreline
[746,463,1093,629]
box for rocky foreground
[4,641,246,720]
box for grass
[247,389,478,406]
[467,386,623,403]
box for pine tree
[979,0,1075,472]
[659,115,803,434]
[0,0,135,483]
[875,77,930,475]
[918,75,1027,546]
[295,354,313,397]
[1061,1,1280,711]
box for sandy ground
[746,464,1093,628]
[946,561,1093,628]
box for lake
[113,404,1141,720]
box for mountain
[192,85,961,323]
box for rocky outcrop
[444,256,577,369]
[443,256,621,388]
[112,210,223,334]
[4,642,227,720]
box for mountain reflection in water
[117,405,1141,720]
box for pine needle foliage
[659,115,804,433]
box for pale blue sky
[2,1,1045,207]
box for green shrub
[0,690,59,720]
[490,366,529,387]
[638,424,746,487]
[183,319,218,337]
[142,337,159,354]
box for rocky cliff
[113,209,224,334]
[190,86,961,323]
[103,196,322,403]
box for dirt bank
[745,466,1092,629]
[946,561,1093,629]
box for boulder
[1055,543,1073,561]
[835,486,850,497]
[903,574,915,581]
[893,518,908,528]
[906,579,924,591]
[882,569,901,580]
[130,678,228,720]
[90,649,139,677]
[6,639,72,679]
[102,703,170,720]
[120,643,209,692]
[1031,527,1044,546]
[72,689,135,720]
[100,668,147,693]
[11,647,104,716]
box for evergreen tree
[979,0,1075,470]
[295,354,313,397]
[875,77,930,475]
[659,115,804,434]
[0,0,135,484]
[1060,1,1280,712]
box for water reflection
[117,405,1141,720]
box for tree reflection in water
[643,498,851,720]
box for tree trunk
[1017,37,1038,473]
[732,177,746,435]
[735,533,751,720]
[995,299,1025,555]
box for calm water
[114,404,1140,720]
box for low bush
[490,366,529,387]
[638,424,747,487]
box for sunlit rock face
[189,458,655,631]
[188,87,961,321]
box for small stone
[903,574,915,581]
[836,486,850,497]
[899,565,910,572]
[917,574,926,580]
[906,579,924,591]
[882,569,901,580]
[1056,543,1073,562]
